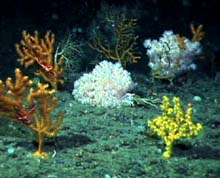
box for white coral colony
[72,60,135,108]
[143,31,202,80]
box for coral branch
[0,68,33,124]
[191,24,205,42]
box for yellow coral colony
[148,96,203,158]
[15,31,64,90]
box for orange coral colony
[0,68,64,158]
[28,83,64,158]
[15,31,64,90]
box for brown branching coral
[15,31,64,90]
[90,15,140,67]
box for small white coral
[144,31,202,79]
[72,60,135,108]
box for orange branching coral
[0,68,34,124]
[0,69,64,158]
[90,15,140,67]
[176,24,204,50]
[28,83,64,158]
[176,34,186,49]
[176,24,205,49]
[15,31,64,90]
[191,24,205,42]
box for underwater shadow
[175,143,220,160]
[15,134,94,152]
[54,134,94,150]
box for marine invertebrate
[72,60,135,108]
[28,83,64,158]
[89,12,140,67]
[0,69,64,158]
[143,25,204,82]
[148,96,203,158]
[15,31,64,90]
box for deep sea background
[0,0,220,77]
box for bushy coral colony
[16,31,64,90]
[72,60,135,108]
[143,25,204,81]
[0,69,64,158]
[148,96,203,158]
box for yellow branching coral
[90,15,140,67]
[15,31,64,90]
[148,96,203,158]
[28,83,64,158]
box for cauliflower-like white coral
[143,31,202,79]
[72,60,135,108]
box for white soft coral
[72,60,135,108]
[144,31,202,79]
